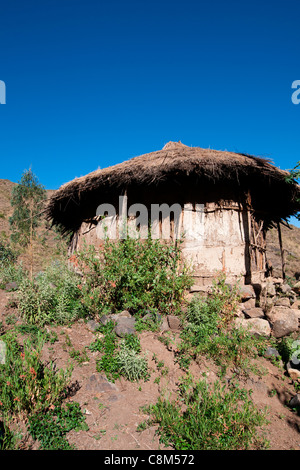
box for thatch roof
[46,141,300,233]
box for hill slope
[0,179,65,271]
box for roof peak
[162,141,189,150]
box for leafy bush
[0,240,17,265]
[27,402,88,450]
[76,236,192,317]
[89,321,149,382]
[17,261,84,325]
[117,342,149,382]
[0,331,73,417]
[0,262,25,289]
[142,375,269,450]
[177,274,268,374]
[0,331,87,449]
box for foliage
[142,375,269,450]
[17,261,84,325]
[27,402,88,450]
[0,262,26,289]
[89,321,149,382]
[76,236,192,317]
[0,240,17,265]
[9,169,47,247]
[0,331,73,417]
[0,330,87,449]
[286,161,300,220]
[9,169,47,278]
[176,274,268,375]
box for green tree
[287,162,300,221]
[9,169,47,279]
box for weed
[27,402,88,450]
[77,236,192,318]
[143,375,269,450]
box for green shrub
[0,240,17,265]
[27,402,88,450]
[117,342,149,382]
[17,261,84,325]
[76,236,192,317]
[0,262,25,289]
[177,274,268,375]
[0,331,73,417]
[142,375,269,450]
[0,331,87,449]
[89,322,149,382]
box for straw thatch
[46,141,300,234]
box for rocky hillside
[0,179,65,271]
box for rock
[142,311,162,323]
[238,285,256,300]
[114,317,136,337]
[291,300,300,310]
[86,319,100,332]
[167,315,181,330]
[111,310,132,320]
[278,283,292,295]
[242,307,264,319]
[4,281,18,291]
[273,278,284,285]
[264,347,280,359]
[159,317,169,332]
[99,315,111,326]
[235,318,271,337]
[293,281,300,294]
[265,281,276,297]
[86,373,119,392]
[241,298,256,309]
[289,394,300,408]
[275,298,291,307]
[266,307,299,338]
[287,362,300,381]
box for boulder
[238,285,256,300]
[291,300,300,310]
[114,317,136,337]
[278,283,292,295]
[167,315,181,330]
[242,307,264,319]
[86,319,100,332]
[287,361,300,382]
[235,317,271,337]
[266,307,299,338]
[159,317,169,333]
[275,298,291,308]
[293,281,300,294]
[289,394,300,408]
[111,310,132,320]
[241,298,256,309]
[264,347,280,359]
[265,282,276,297]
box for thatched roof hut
[47,141,300,285]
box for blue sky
[0,0,300,225]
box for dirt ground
[0,288,300,451]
